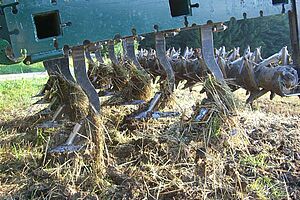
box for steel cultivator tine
[125,37,143,69]
[200,24,225,83]
[85,46,94,64]
[48,122,84,153]
[71,46,101,114]
[43,60,60,75]
[33,60,61,98]
[94,43,105,64]
[48,49,102,153]
[155,32,176,93]
[108,40,119,66]
[42,57,74,91]
[122,39,127,61]
[134,92,162,120]
[36,58,76,127]
[57,57,76,82]
[281,46,289,65]
[85,46,98,82]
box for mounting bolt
[190,3,199,8]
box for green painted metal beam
[0,0,291,63]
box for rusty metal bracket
[71,46,100,113]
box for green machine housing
[0,0,293,64]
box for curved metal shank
[43,59,60,76]
[43,57,75,82]
[95,43,105,64]
[71,46,100,113]
[155,32,176,92]
[200,25,225,83]
[108,41,119,66]
[57,57,75,82]
[125,37,142,69]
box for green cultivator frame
[0,0,299,152]
[0,0,289,62]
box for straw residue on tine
[105,61,152,105]
[55,75,90,122]
[202,75,236,115]
[85,110,106,182]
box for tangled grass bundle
[88,62,114,90]
[123,62,152,101]
[54,75,89,122]
[49,75,106,182]
[111,62,130,91]
[202,75,236,115]
[105,61,153,105]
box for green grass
[0,62,45,74]
[248,176,286,200]
[241,153,268,168]
[0,78,47,112]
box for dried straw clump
[123,62,152,101]
[41,75,57,100]
[157,80,177,109]
[56,75,105,159]
[111,62,130,91]
[88,62,114,90]
[202,75,236,116]
[47,75,106,186]
[84,110,106,184]
[55,75,89,122]
[105,61,152,105]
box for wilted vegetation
[0,78,299,199]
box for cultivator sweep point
[0,0,299,153]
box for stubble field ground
[0,78,299,199]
